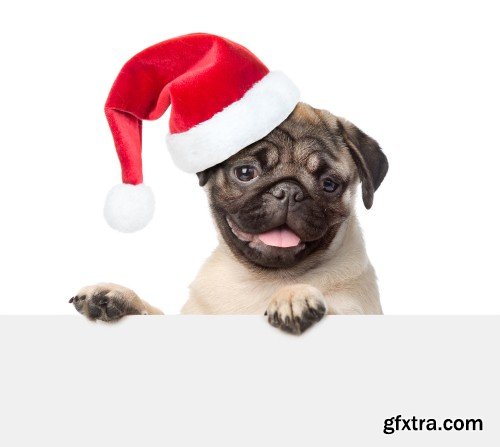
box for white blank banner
[0,316,498,446]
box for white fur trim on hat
[104,183,155,232]
[166,71,300,173]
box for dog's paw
[265,284,327,335]
[69,283,146,322]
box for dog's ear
[317,109,388,208]
[315,108,388,209]
[337,117,388,208]
[196,168,212,187]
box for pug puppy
[70,102,388,334]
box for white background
[0,0,499,315]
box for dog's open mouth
[227,217,305,250]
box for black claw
[69,297,74,303]
[305,307,321,320]
[105,305,123,319]
[268,312,277,327]
[88,304,102,320]
[91,291,109,307]
[272,312,280,326]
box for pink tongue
[258,227,301,248]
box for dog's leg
[69,283,163,322]
[324,268,383,315]
[265,284,327,335]
[324,292,382,315]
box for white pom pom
[104,183,155,233]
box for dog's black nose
[269,182,304,204]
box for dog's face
[197,103,388,269]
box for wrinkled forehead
[227,121,354,181]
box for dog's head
[197,103,388,269]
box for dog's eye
[322,178,339,192]
[235,166,258,182]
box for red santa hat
[103,33,300,232]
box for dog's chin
[222,216,332,269]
